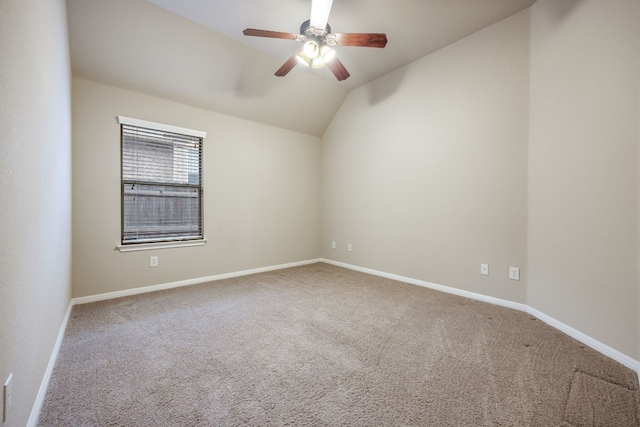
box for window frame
[116,116,207,252]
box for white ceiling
[67,0,536,136]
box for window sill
[116,239,207,252]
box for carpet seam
[574,369,640,392]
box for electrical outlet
[347,244,352,252]
[3,373,13,423]
[150,256,158,268]
[481,263,489,275]
[331,241,336,249]
[509,267,520,281]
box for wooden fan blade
[326,57,350,81]
[275,49,303,77]
[332,33,388,48]
[243,28,300,40]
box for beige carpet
[38,263,639,426]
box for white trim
[30,259,321,423]
[321,259,528,312]
[31,257,640,426]
[525,306,640,373]
[116,116,206,138]
[319,258,640,374]
[116,239,207,252]
[27,302,73,427]
[72,259,323,305]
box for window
[117,116,205,248]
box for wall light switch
[481,263,489,275]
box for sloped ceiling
[67,0,536,136]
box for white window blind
[119,118,204,245]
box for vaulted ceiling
[67,0,536,136]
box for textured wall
[321,11,530,304]
[322,0,640,363]
[0,0,72,425]
[71,78,322,298]
[527,0,639,360]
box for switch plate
[347,244,352,252]
[331,241,336,249]
[150,256,158,268]
[3,373,13,423]
[509,267,520,281]
[481,264,489,275]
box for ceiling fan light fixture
[299,39,335,69]
[295,53,311,67]
[303,40,320,58]
[320,44,335,63]
[243,0,386,81]
[310,45,335,68]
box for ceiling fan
[242,0,387,81]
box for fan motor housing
[300,19,331,37]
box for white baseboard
[27,301,74,427]
[321,259,529,312]
[32,257,639,425]
[320,258,640,375]
[30,259,322,425]
[526,306,640,373]
[72,258,323,305]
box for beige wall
[528,0,639,359]
[0,0,72,426]
[322,11,530,304]
[322,1,640,362]
[71,78,321,298]
[2,6,637,426]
